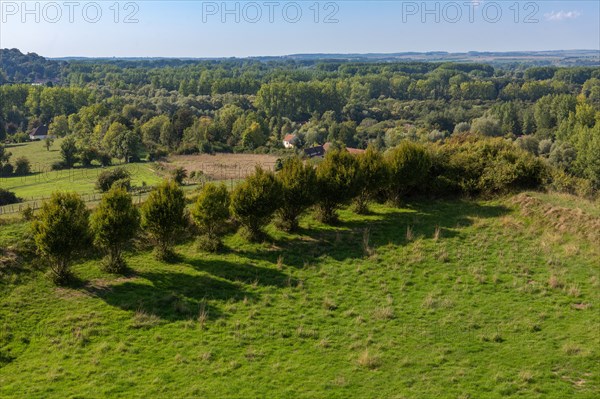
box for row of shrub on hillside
[24,136,556,285]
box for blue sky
[1,1,598,57]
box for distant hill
[52,49,599,66]
[1,48,598,83]
[0,48,64,84]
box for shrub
[314,149,361,224]
[515,135,539,155]
[548,169,596,199]
[439,137,549,196]
[548,142,576,172]
[96,167,131,192]
[14,156,31,176]
[0,188,20,206]
[385,141,432,204]
[538,139,553,156]
[471,116,503,137]
[21,204,35,221]
[353,146,387,214]
[230,166,282,241]
[32,192,90,284]
[51,161,65,171]
[1,163,14,176]
[90,187,140,273]
[171,167,188,185]
[275,157,317,231]
[453,122,471,134]
[141,180,187,259]
[191,183,230,251]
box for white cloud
[544,10,582,21]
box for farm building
[282,134,298,149]
[28,125,52,141]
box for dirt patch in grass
[163,153,280,180]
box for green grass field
[0,194,598,398]
[1,140,164,200]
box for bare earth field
[163,153,280,180]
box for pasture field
[1,142,279,214]
[0,193,598,398]
[1,140,164,200]
[164,153,280,180]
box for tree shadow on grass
[183,256,291,288]
[84,267,254,322]
[236,200,511,268]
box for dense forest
[1,48,599,189]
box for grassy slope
[0,196,598,398]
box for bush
[230,167,282,241]
[51,161,65,171]
[353,147,387,214]
[171,167,188,185]
[21,204,35,221]
[538,139,553,156]
[315,149,361,224]
[90,187,140,273]
[548,169,596,199]
[275,157,317,231]
[14,156,31,176]
[141,180,187,259]
[0,188,20,206]
[1,163,14,176]
[453,122,471,134]
[96,167,131,192]
[385,141,432,204]
[548,142,576,172]
[191,183,230,251]
[438,137,549,196]
[471,116,503,137]
[32,192,90,284]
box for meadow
[0,192,598,398]
[1,140,164,202]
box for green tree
[141,115,171,145]
[471,116,503,137]
[60,136,78,168]
[141,180,187,259]
[32,192,90,284]
[44,136,54,151]
[90,187,140,273]
[103,122,140,162]
[315,149,361,224]
[48,114,70,137]
[191,183,230,251]
[353,146,387,214]
[230,167,282,241]
[14,156,31,176]
[385,141,432,205]
[275,157,317,231]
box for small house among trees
[282,134,298,149]
[29,125,52,141]
[304,145,325,158]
